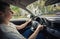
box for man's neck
[2,20,9,25]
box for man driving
[0,1,44,39]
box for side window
[10,5,30,20]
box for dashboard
[41,16,60,38]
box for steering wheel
[30,16,60,38]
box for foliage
[27,0,60,15]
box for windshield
[10,0,60,20]
[26,0,60,17]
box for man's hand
[37,24,44,31]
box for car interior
[0,0,60,39]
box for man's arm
[28,24,43,39]
[16,19,31,30]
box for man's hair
[0,1,10,12]
[0,1,10,24]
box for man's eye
[10,11,14,14]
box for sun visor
[0,0,37,9]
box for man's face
[4,6,13,21]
